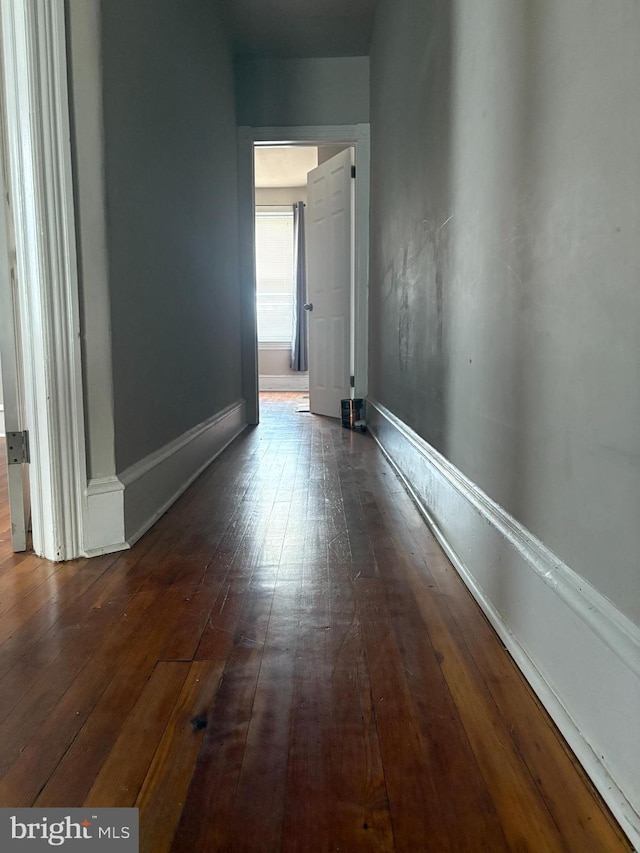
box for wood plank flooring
[0,401,631,851]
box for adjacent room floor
[0,395,631,851]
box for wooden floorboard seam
[0,408,631,851]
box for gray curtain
[290,201,308,371]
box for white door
[306,148,354,418]
[0,131,30,551]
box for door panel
[306,148,354,418]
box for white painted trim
[248,125,369,144]
[238,128,259,425]
[120,400,247,546]
[1,0,87,560]
[352,136,369,403]
[259,375,309,392]
[83,476,127,557]
[367,398,640,850]
[238,124,370,422]
[0,403,4,437]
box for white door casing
[306,148,354,419]
[0,0,87,560]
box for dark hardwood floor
[0,399,631,851]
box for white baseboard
[120,399,247,546]
[259,374,309,391]
[83,476,128,557]
[368,398,640,850]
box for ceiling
[254,147,318,188]
[222,0,377,58]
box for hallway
[0,396,629,851]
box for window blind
[255,209,294,343]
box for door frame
[238,124,370,424]
[0,0,87,560]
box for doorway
[253,144,355,417]
[253,146,315,396]
[237,124,370,426]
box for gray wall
[236,57,369,127]
[100,0,242,472]
[254,187,307,206]
[67,0,116,480]
[369,0,640,624]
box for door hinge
[6,430,30,464]
[351,164,356,179]
[350,375,355,388]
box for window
[255,208,294,344]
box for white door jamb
[1,0,87,560]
